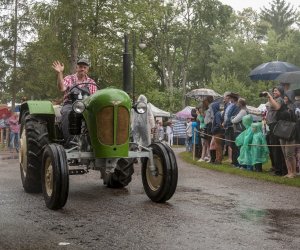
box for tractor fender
[19,100,55,118]
[19,101,56,140]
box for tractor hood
[82,88,132,158]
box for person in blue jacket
[191,115,200,158]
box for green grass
[179,151,300,188]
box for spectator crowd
[183,85,300,178]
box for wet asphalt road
[0,148,300,250]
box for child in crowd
[158,121,165,141]
[235,114,253,170]
[250,122,269,172]
[198,108,210,162]
[191,116,200,158]
[186,118,192,152]
[8,112,20,152]
[166,122,174,146]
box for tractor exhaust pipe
[123,34,132,98]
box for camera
[259,92,268,97]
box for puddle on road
[240,208,300,222]
[240,208,267,222]
[240,208,300,239]
[264,209,300,237]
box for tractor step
[69,169,87,175]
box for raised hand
[52,60,64,73]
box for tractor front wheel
[142,142,178,203]
[41,144,69,210]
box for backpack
[233,122,246,134]
[232,110,248,134]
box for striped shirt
[63,74,97,103]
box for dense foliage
[0,0,299,111]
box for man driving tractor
[52,59,97,147]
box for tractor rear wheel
[106,158,134,188]
[19,115,49,193]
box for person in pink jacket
[8,112,20,152]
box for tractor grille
[117,106,129,145]
[97,106,114,145]
[96,106,129,145]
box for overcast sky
[219,0,300,12]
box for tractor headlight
[134,101,147,114]
[72,101,86,114]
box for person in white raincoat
[131,95,155,147]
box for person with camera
[52,59,97,147]
[264,86,288,176]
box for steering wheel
[68,82,100,96]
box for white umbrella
[186,88,222,101]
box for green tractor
[18,83,178,210]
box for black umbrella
[275,71,300,95]
[276,71,300,84]
[249,61,300,81]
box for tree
[264,29,300,67]
[260,0,298,39]
[187,0,233,89]
[210,9,264,85]
[0,0,33,108]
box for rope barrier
[197,130,300,147]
